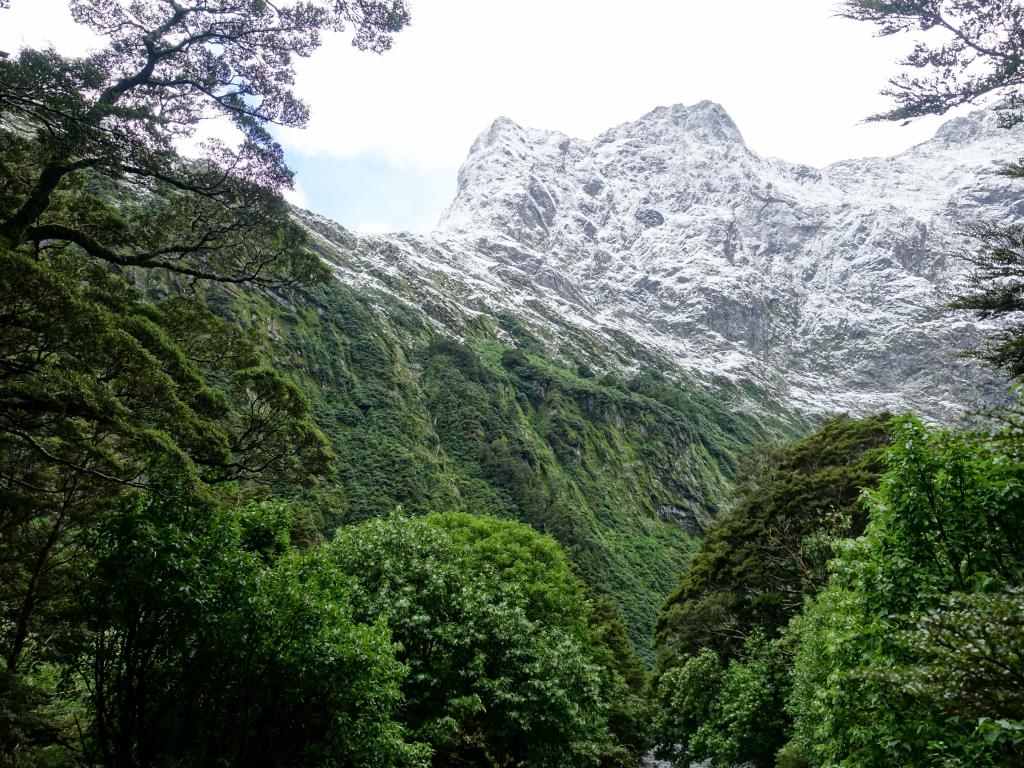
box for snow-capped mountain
[304,101,1024,420]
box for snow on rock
[304,101,1024,421]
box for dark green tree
[656,413,892,663]
[651,415,892,767]
[947,220,1024,377]
[0,252,332,677]
[652,633,788,768]
[842,0,1024,123]
[0,0,412,674]
[0,2,411,760]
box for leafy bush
[329,512,647,768]
[784,416,1024,767]
[651,634,787,768]
[69,493,422,767]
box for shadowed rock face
[305,102,1024,422]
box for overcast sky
[1,0,967,233]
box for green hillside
[174,271,809,654]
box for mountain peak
[640,99,728,120]
[463,114,571,163]
[426,102,1024,420]
[611,100,745,146]
[484,114,523,137]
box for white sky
[0,0,970,232]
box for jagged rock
[301,101,1024,421]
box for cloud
[0,0,103,55]
[279,0,948,170]
[282,181,310,210]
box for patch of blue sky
[284,150,456,235]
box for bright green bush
[651,634,787,768]
[72,494,423,768]
[784,416,1024,767]
[329,512,646,768]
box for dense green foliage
[652,634,789,768]
[0,244,332,685]
[5,491,659,767]
[0,490,420,766]
[651,414,892,766]
[76,494,420,768]
[656,413,892,662]
[329,512,647,768]
[0,0,405,709]
[654,413,1024,768]
[783,416,1024,767]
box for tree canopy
[784,417,1024,767]
[0,0,414,683]
[842,0,1024,122]
[0,3,413,762]
[328,512,649,768]
[651,414,893,767]
[656,413,892,663]
[0,0,408,284]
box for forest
[1,0,1023,767]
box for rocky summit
[302,101,1024,421]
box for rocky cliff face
[303,101,1024,421]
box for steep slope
[308,102,1024,421]
[181,274,804,656]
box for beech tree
[842,0,1024,123]
[0,1,411,742]
[0,0,409,284]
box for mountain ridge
[303,101,1023,421]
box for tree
[328,512,642,768]
[783,417,1024,768]
[893,588,1024,751]
[842,0,1024,123]
[947,220,1024,377]
[656,414,892,663]
[0,0,411,750]
[652,634,788,768]
[77,493,424,768]
[651,415,891,767]
[0,252,332,677]
[0,0,409,284]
